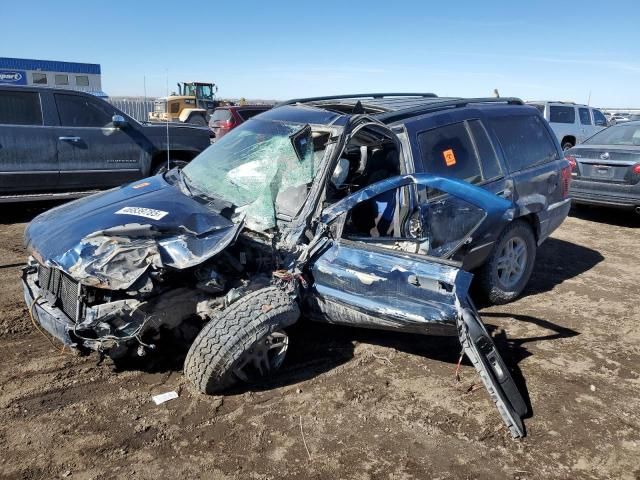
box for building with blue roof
[0,57,107,97]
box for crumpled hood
[25,175,242,289]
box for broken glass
[184,118,319,231]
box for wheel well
[561,135,576,146]
[517,214,540,243]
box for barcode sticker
[115,207,168,220]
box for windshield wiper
[179,169,196,197]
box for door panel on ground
[0,90,58,191]
[54,93,143,189]
[458,303,527,438]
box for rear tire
[562,140,575,151]
[476,220,537,305]
[184,287,300,394]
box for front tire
[184,287,300,394]
[476,220,537,305]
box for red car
[209,104,272,139]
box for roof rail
[276,93,438,107]
[376,97,524,124]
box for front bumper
[22,265,76,346]
[570,178,640,209]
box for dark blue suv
[22,94,571,438]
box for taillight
[627,163,640,184]
[565,155,577,171]
[561,165,572,198]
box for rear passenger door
[487,113,567,241]
[54,93,143,190]
[578,106,595,142]
[0,89,58,192]
[405,115,508,267]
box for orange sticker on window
[443,149,456,166]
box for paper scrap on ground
[152,391,179,405]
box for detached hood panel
[25,175,241,289]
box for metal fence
[108,96,156,122]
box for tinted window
[592,109,607,127]
[418,122,482,185]
[211,109,232,122]
[75,75,89,87]
[490,115,558,172]
[468,120,502,180]
[579,108,592,125]
[237,108,267,121]
[0,91,42,125]
[549,106,575,124]
[32,73,47,85]
[55,94,113,127]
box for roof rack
[276,93,438,107]
[376,97,524,124]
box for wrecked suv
[23,94,571,438]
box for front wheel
[184,287,300,394]
[476,220,537,305]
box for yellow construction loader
[148,82,219,125]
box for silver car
[527,101,608,150]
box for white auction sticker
[115,206,168,220]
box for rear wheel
[184,287,300,394]
[561,139,575,151]
[476,220,536,305]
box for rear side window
[55,94,113,127]
[579,108,592,125]
[0,91,42,126]
[592,109,607,126]
[417,122,483,185]
[237,108,266,121]
[490,115,558,172]
[467,120,502,181]
[211,109,232,122]
[549,106,575,124]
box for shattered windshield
[183,118,321,232]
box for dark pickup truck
[0,85,211,203]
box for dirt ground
[0,203,638,480]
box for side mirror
[112,115,127,129]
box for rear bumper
[570,179,640,209]
[21,265,76,346]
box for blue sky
[4,0,640,107]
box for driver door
[307,174,527,437]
